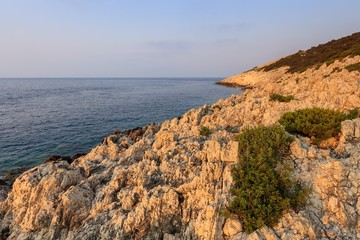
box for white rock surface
[1,56,360,239]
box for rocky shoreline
[214,82,253,90]
[1,51,360,239]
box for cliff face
[1,42,360,239]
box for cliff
[1,34,360,240]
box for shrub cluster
[345,62,360,73]
[279,108,359,145]
[228,125,309,233]
[199,126,212,136]
[269,93,295,102]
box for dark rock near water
[124,127,145,142]
[72,153,86,161]
[104,125,153,145]
[3,167,30,183]
[0,180,6,186]
[45,155,72,164]
[44,154,85,165]
[0,226,10,240]
[112,129,121,135]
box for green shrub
[347,108,360,119]
[212,105,222,110]
[279,108,359,145]
[199,126,212,136]
[270,93,295,102]
[345,62,360,72]
[228,126,309,233]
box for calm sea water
[0,78,241,176]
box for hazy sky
[0,0,359,77]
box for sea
[0,78,242,177]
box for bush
[228,125,309,233]
[345,62,360,72]
[212,105,222,110]
[279,108,359,145]
[270,93,295,102]
[199,126,212,136]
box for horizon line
[0,76,225,79]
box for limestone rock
[290,139,307,159]
[1,54,360,239]
[0,185,10,203]
[354,118,360,138]
[341,120,355,140]
[223,218,242,237]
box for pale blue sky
[0,0,359,77]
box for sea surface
[0,78,241,177]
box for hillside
[1,33,360,240]
[261,32,360,73]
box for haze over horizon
[1,0,359,78]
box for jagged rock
[44,155,72,164]
[319,137,338,149]
[290,139,307,159]
[0,180,6,186]
[71,153,86,161]
[0,185,10,203]
[223,219,242,237]
[1,45,360,239]
[353,118,360,138]
[341,120,355,140]
[2,167,30,183]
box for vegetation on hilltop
[261,32,360,73]
[270,93,295,102]
[345,62,360,73]
[228,126,309,233]
[279,108,359,145]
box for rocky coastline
[214,82,252,90]
[1,46,360,239]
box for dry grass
[261,32,360,73]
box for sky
[0,0,359,78]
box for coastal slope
[1,33,360,240]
